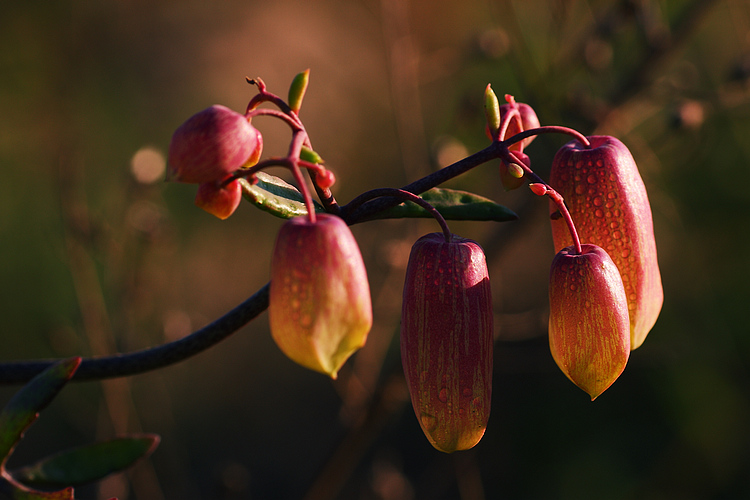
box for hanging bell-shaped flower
[269,214,372,379]
[548,244,631,400]
[401,233,493,453]
[549,135,663,349]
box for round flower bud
[168,105,261,184]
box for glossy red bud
[194,179,242,220]
[269,214,372,378]
[549,244,630,400]
[549,136,663,349]
[168,105,262,184]
[401,233,493,453]
[499,100,540,150]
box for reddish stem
[345,188,452,242]
[503,149,583,254]
[503,125,591,150]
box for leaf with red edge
[12,434,160,489]
[0,358,81,468]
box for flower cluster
[167,73,663,452]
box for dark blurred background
[1,0,749,498]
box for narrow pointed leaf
[0,358,81,467]
[12,434,160,489]
[239,172,324,219]
[370,188,517,222]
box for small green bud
[300,145,323,164]
[484,84,501,137]
[288,69,310,115]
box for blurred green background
[1,0,749,498]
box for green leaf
[368,188,518,222]
[12,434,160,489]
[0,358,81,468]
[239,172,324,219]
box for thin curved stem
[0,284,269,385]
[341,143,499,224]
[503,125,590,149]
[345,188,452,242]
[504,149,583,255]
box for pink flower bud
[168,105,262,184]
[194,179,242,220]
[499,100,540,150]
[549,136,663,349]
[269,214,372,378]
[401,233,493,453]
[549,244,630,400]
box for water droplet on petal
[439,388,448,403]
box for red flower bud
[401,233,493,453]
[499,100,540,150]
[549,136,663,349]
[168,105,262,184]
[549,244,630,400]
[269,214,372,378]
[194,179,242,220]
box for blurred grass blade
[239,172,324,219]
[0,358,81,467]
[12,434,160,489]
[369,188,518,222]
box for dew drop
[613,231,622,239]
[439,388,448,403]
[462,387,473,398]
[587,175,597,184]
[570,284,577,291]
[300,314,312,327]
[575,184,585,194]
[420,414,438,432]
[595,209,604,218]
[593,197,603,207]
[622,248,631,258]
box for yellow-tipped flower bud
[548,244,630,400]
[269,214,372,378]
[549,136,663,349]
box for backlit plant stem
[345,188,452,242]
